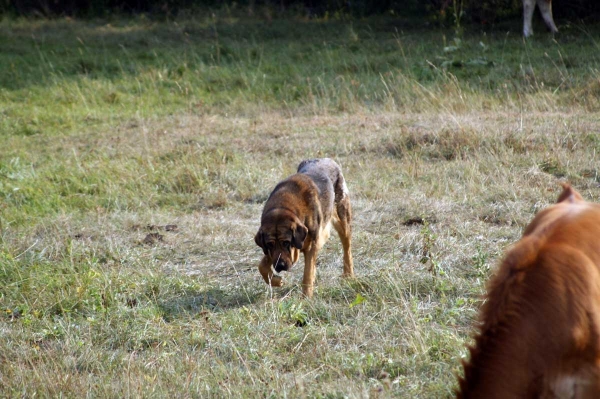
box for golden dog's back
[458,185,600,398]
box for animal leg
[301,247,318,298]
[523,0,536,37]
[332,199,354,278]
[537,0,558,34]
[333,175,354,278]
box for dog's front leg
[258,256,283,287]
[301,246,318,298]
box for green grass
[2,12,600,397]
[2,14,600,139]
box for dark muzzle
[275,259,289,273]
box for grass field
[2,11,600,397]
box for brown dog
[254,158,354,298]
[457,184,600,398]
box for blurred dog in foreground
[254,158,354,298]
[458,184,600,398]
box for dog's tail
[332,165,353,233]
[333,168,349,202]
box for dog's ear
[254,229,268,255]
[556,183,583,204]
[292,222,308,249]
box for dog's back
[458,185,600,398]
[297,158,348,220]
[297,158,343,190]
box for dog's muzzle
[275,260,289,273]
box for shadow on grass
[158,287,263,321]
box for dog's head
[254,210,308,273]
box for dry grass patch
[2,109,600,397]
[3,15,600,396]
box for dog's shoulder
[268,174,316,198]
[263,173,319,213]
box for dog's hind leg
[523,0,536,37]
[537,0,558,34]
[333,175,354,278]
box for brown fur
[254,158,354,298]
[457,184,600,398]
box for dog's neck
[263,207,297,221]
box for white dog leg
[523,0,536,37]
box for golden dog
[254,158,354,298]
[457,184,600,398]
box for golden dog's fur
[457,184,600,398]
[254,158,354,298]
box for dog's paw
[269,275,283,287]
